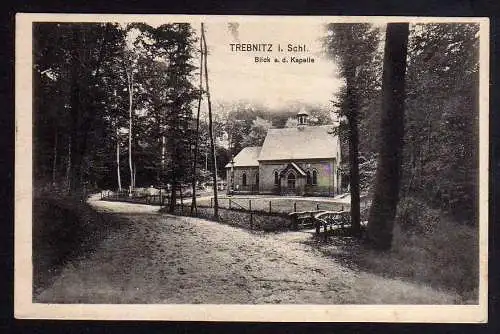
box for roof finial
[297,108,309,126]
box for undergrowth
[32,195,126,298]
[315,197,479,303]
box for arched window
[312,170,318,185]
[287,172,296,189]
[306,171,312,185]
[242,173,247,186]
[274,171,279,185]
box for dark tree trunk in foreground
[201,23,219,220]
[367,23,409,250]
[346,67,361,237]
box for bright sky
[198,22,342,110]
[128,21,343,112]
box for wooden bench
[314,210,368,240]
[288,210,326,230]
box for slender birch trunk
[116,129,122,191]
[201,23,219,219]
[127,69,134,195]
[161,135,166,173]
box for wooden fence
[100,190,168,206]
[205,197,348,215]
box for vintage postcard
[15,14,489,322]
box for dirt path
[36,197,459,304]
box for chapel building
[225,111,342,197]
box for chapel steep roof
[224,146,261,168]
[257,125,340,161]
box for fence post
[269,200,272,213]
[249,200,253,230]
[211,197,213,208]
[324,222,328,242]
[294,202,297,212]
[229,199,232,210]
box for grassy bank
[197,196,348,215]
[32,195,127,297]
[160,204,292,232]
[313,207,479,303]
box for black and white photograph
[15,14,488,322]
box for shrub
[396,196,441,234]
[33,196,125,296]
[166,205,291,232]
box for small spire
[297,109,309,126]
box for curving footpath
[36,196,460,304]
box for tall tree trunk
[161,135,166,173]
[191,30,204,215]
[116,133,122,192]
[69,26,81,194]
[52,128,58,186]
[116,128,122,192]
[201,23,219,220]
[346,67,361,237]
[127,69,134,195]
[367,23,409,250]
[169,176,177,213]
[133,162,137,189]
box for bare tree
[125,62,135,194]
[116,128,122,191]
[201,23,219,220]
[191,28,204,215]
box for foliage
[33,23,199,194]
[34,23,128,191]
[326,24,383,159]
[401,23,479,224]
[323,22,480,241]
[324,23,382,237]
[241,116,273,147]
